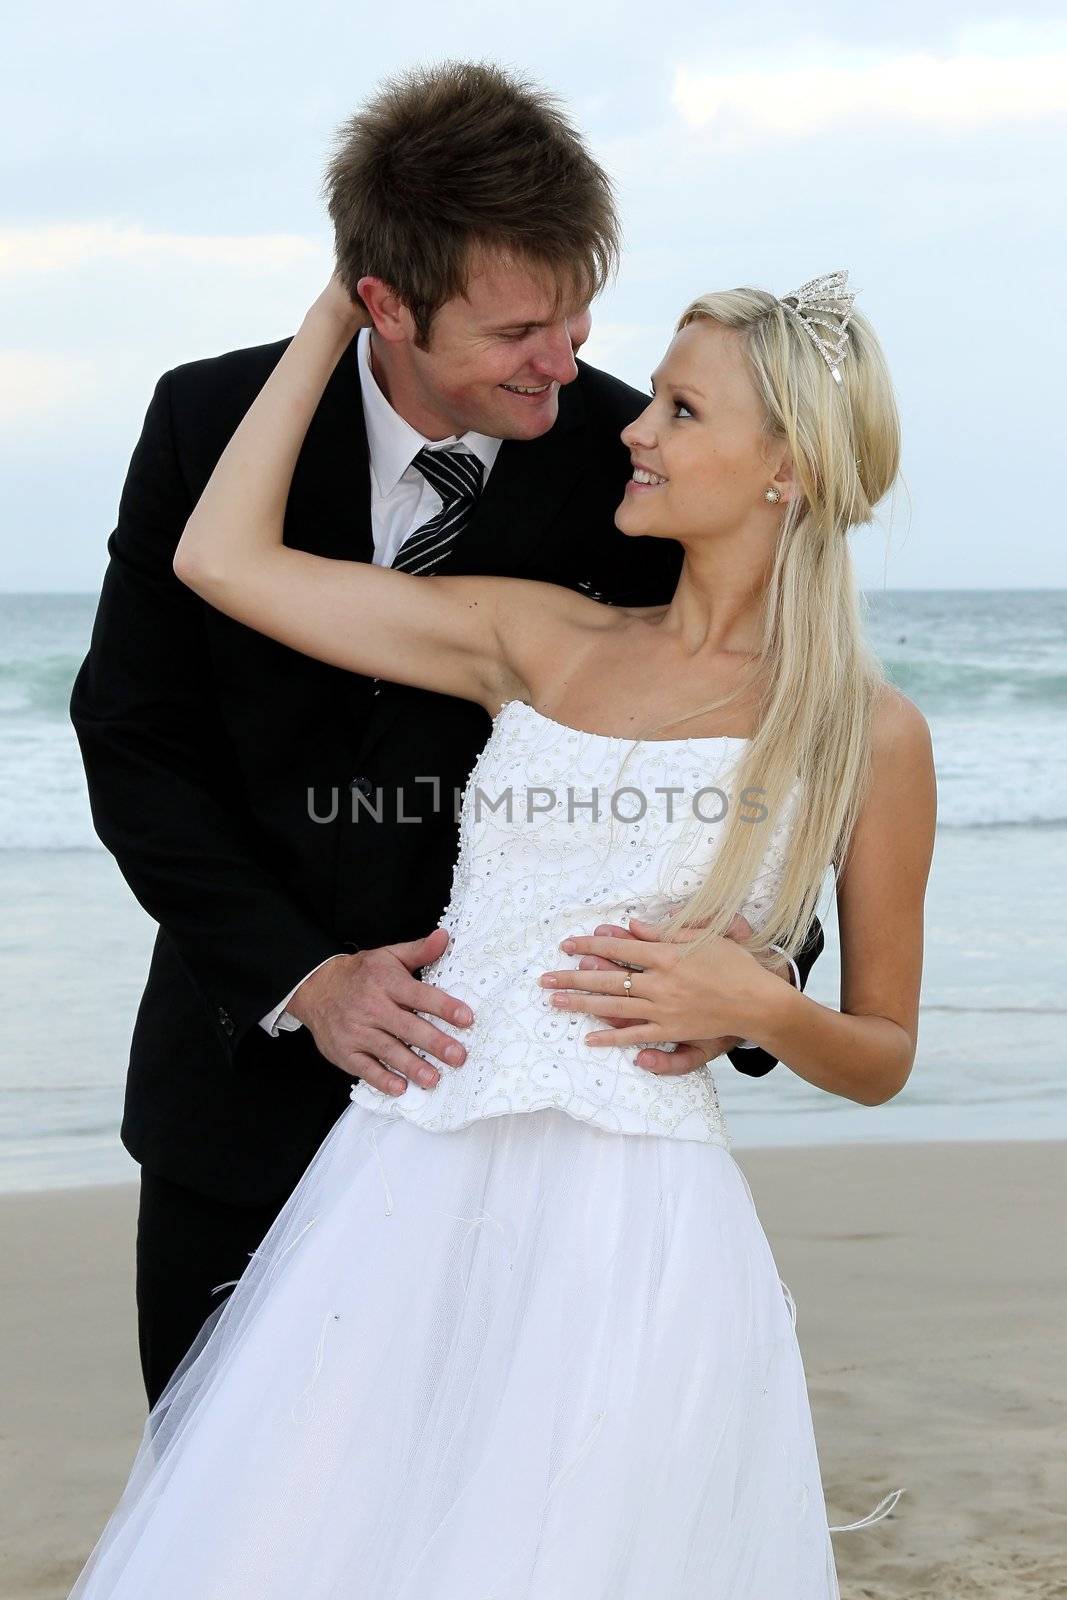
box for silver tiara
[778,270,856,385]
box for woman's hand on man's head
[310,271,372,335]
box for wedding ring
[622,975,633,994]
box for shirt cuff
[734,944,799,1050]
[258,955,344,1037]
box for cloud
[0,351,100,424]
[673,30,1067,143]
[0,223,321,279]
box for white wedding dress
[69,699,899,1600]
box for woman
[68,270,935,1598]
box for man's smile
[500,380,554,400]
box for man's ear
[357,276,415,344]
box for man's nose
[568,307,593,354]
[529,326,579,385]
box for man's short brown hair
[322,60,621,347]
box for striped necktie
[391,447,485,575]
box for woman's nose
[621,405,657,450]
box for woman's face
[616,320,783,545]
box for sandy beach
[2,1139,1064,1600]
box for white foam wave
[1,711,1065,850]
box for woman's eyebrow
[650,374,706,397]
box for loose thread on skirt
[477,1410,608,1600]
[774,1251,901,1538]
[286,1113,395,1423]
[828,1486,905,1533]
[291,1306,340,1426]
[211,1215,320,1300]
[543,1409,607,1501]
[367,1122,394,1216]
[211,1250,258,1297]
[442,1207,518,1267]
[265,1215,318,1286]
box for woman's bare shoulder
[424,574,637,709]
[869,684,933,763]
[858,684,937,835]
[493,578,655,708]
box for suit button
[349,775,373,797]
[216,1005,235,1037]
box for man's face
[382,248,592,441]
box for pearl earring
[764,486,782,504]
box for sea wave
[880,656,1067,713]
[2,591,1065,846]
[0,721,1064,847]
[0,655,82,720]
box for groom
[71,60,823,1409]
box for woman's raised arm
[172,275,549,710]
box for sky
[2,1,1066,592]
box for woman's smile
[625,461,669,493]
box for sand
[1,1140,1064,1599]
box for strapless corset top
[349,700,800,1147]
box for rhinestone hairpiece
[778,270,856,385]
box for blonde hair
[630,288,901,970]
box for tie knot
[413,447,484,505]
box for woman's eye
[674,400,694,418]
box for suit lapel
[286,330,374,564]
[280,331,382,735]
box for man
[71,60,823,1410]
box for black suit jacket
[70,333,823,1207]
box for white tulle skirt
[69,1099,897,1599]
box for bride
[68,269,935,1598]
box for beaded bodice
[348,700,799,1147]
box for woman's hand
[308,270,372,335]
[538,914,782,1054]
[548,916,753,1074]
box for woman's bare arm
[172,276,596,711]
[742,688,937,1104]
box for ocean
[1,589,1065,1192]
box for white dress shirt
[259,328,502,1036]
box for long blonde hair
[634,288,901,968]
